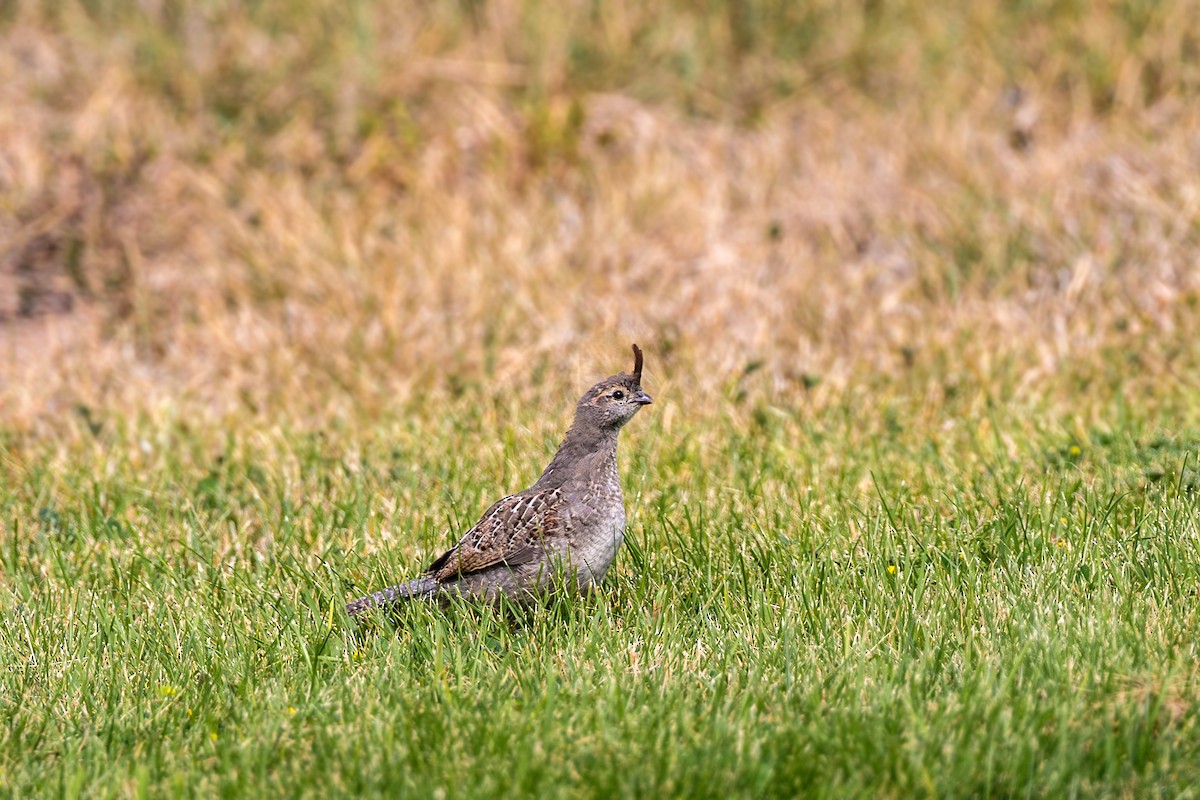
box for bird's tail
[346,576,439,616]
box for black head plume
[631,343,643,384]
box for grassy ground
[3,1,1200,797]
[3,397,1199,797]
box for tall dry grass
[2,0,1199,436]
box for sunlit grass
[2,396,1198,796]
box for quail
[347,344,653,614]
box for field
[3,1,1200,796]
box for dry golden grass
[2,1,1199,436]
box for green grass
[3,396,1198,798]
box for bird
[346,344,653,615]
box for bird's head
[574,344,653,431]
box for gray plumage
[346,344,652,616]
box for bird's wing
[426,488,565,583]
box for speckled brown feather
[426,487,565,581]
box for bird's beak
[632,391,653,405]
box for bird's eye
[612,390,625,400]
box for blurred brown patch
[1,3,1198,430]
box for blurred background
[2,0,1198,430]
